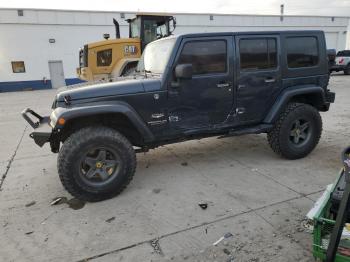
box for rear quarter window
[286,36,319,68]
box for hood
[56,78,161,103]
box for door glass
[143,20,158,45]
[239,38,277,70]
[268,39,277,68]
[178,40,227,75]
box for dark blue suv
[22,31,335,201]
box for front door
[235,35,281,124]
[168,37,234,131]
[48,61,66,89]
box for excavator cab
[127,14,176,52]
[77,14,176,82]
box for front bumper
[21,108,52,147]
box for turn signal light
[58,118,66,125]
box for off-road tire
[344,65,350,75]
[267,103,322,160]
[58,126,136,202]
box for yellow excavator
[77,14,176,82]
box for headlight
[50,110,58,128]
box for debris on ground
[105,217,115,223]
[3,222,8,228]
[150,238,163,255]
[25,231,34,235]
[300,219,314,233]
[213,232,233,246]
[50,197,85,210]
[223,248,231,255]
[152,188,161,194]
[181,162,188,166]
[50,197,62,206]
[25,201,36,207]
[198,203,208,210]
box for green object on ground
[313,170,350,262]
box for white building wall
[0,8,349,91]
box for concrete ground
[0,73,349,262]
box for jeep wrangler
[22,31,335,201]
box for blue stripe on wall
[0,78,86,93]
[65,78,86,86]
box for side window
[239,38,277,70]
[11,61,26,73]
[97,49,112,67]
[286,37,318,68]
[178,40,227,75]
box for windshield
[337,50,350,57]
[136,38,176,74]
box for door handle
[264,78,276,83]
[217,82,231,88]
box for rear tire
[58,126,136,202]
[267,103,322,160]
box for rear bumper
[21,108,52,147]
[326,91,336,104]
[330,65,346,71]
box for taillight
[339,58,344,64]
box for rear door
[235,35,281,124]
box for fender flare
[263,85,326,124]
[51,101,154,142]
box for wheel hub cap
[79,147,121,186]
[95,162,103,169]
[289,119,311,146]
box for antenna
[280,4,284,21]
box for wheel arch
[264,86,326,124]
[53,103,154,146]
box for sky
[0,0,349,16]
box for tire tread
[57,126,136,202]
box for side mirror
[175,64,193,79]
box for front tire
[267,103,322,160]
[58,126,136,202]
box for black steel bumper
[21,108,52,147]
[326,91,336,104]
[330,65,346,72]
